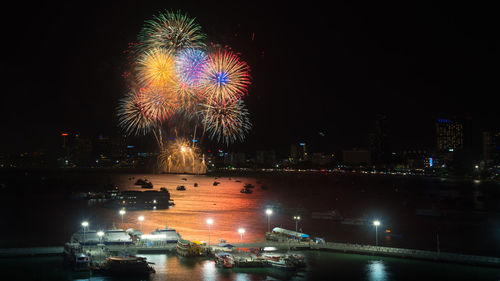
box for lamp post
[266,209,273,233]
[293,216,301,233]
[119,209,126,228]
[293,216,301,241]
[238,228,245,241]
[206,219,213,247]
[138,216,144,233]
[373,220,380,246]
[81,221,89,250]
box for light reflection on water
[367,260,388,281]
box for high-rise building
[436,119,463,152]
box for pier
[2,240,499,268]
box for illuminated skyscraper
[436,119,463,152]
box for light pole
[206,219,213,247]
[373,220,380,246]
[119,209,126,228]
[294,216,301,241]
[293,216,301,233]
[138,216,144,233]
[266,209,273,233]
[81,221,89,249]
[238,228,245,241]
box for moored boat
[99,255,155,276]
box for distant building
[290,142,308,163]
[482,131,500,165]
[342,149,371,166]
[256,150,276,167]
[436,119,463,152]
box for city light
[373,220,381,246]
[207,219,213,246]
[238,228,245,241]
[266,209,273,233]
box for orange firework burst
[137,48,178,89]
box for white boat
[104,228,133,245]
[142,224,180,244]
[71,230,101,245]
[262,254,297,270]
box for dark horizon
[3,1,499,154]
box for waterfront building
[436,119,463,152]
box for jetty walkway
[1,241,499,268]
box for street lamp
[97,231,104,244]
[206,219,213,247]
[119,209,126,228]
[373,220,381,246]
[138,216,144,232]
[293,216,301,233]
[238,228,245,241]
[266,209,273,233]
[81,221,89,249]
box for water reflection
[367,260,388,281]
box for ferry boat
[62,243,90,271]
[103,227,133,245]
[99,255,155,276]
[71,230,101,245]
[141,224,180,244]
[105,190,170,210]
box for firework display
[117,10,252,173]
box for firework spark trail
[199,99,251,145]
[137,10,206,54]
[137,86,179,121]
[158,138,206,174]
[117,90,158,136]
[201,49,251,103]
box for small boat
[176,185,186,191]
[160,187,167,192]
[235,180,241,182]
[213,181,220,186]
[214,252,234,268]
[262,254,297,270]
[240,187,253,194]
[99,255,155,276]
[244,183,254,188]
[194,183,198,187]
[62,243,90,271]
[181,178,187,181]
[134,179,148,185]
[261,185,269,190]
[141,181,153,189]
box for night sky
[3,1,499,154]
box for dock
[2,241,499,268]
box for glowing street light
[119,209,126,228]
[238,228,245,241]
[206,218,214,247]
[138,216,145,232]
[293,216,301,233]
[97,231,104,244]
[373,220,381,246]
[81,221,89,249]
[265,209,273,233]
